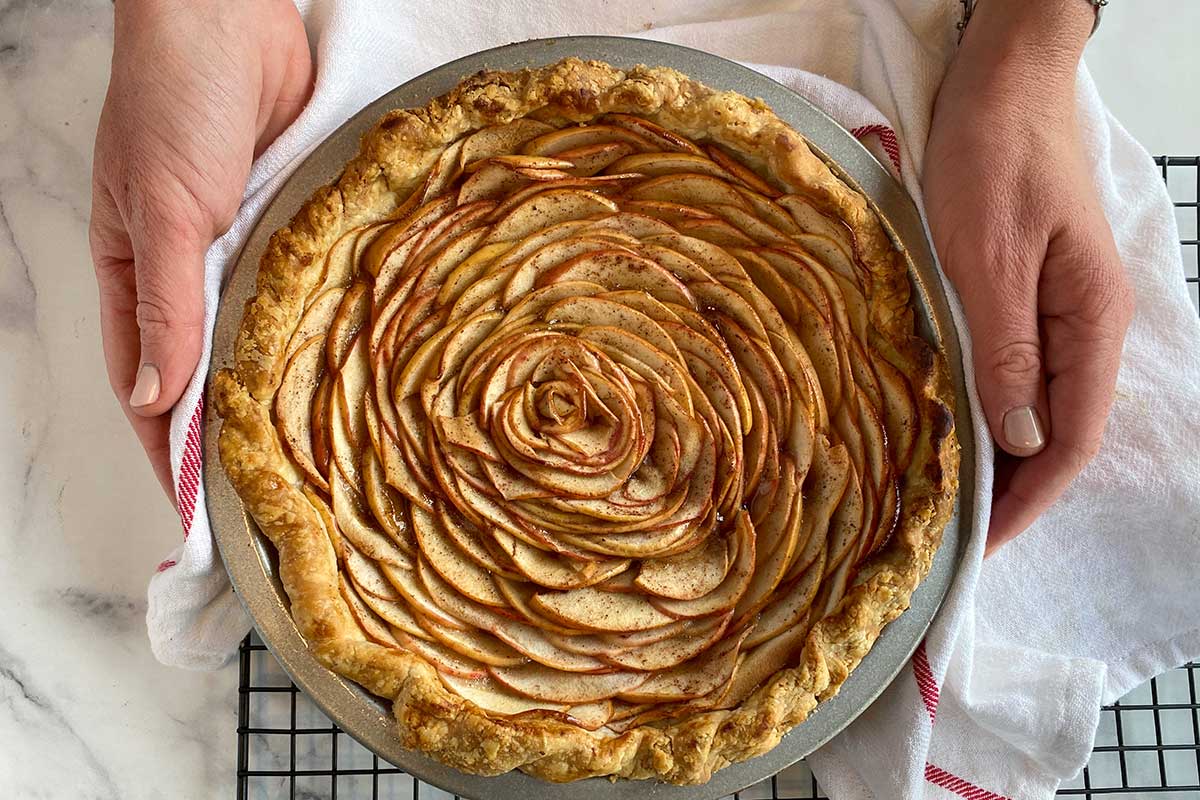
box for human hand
[90,0,312,496]
[923,0,1134,554]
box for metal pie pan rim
[204,35,975,800]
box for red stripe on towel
[175,399,204,537]
[912,639,940,721]
[925,762,1012,800]
[850,124,902,172]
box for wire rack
[236,156,1200,800]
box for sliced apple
[419,138,466,203]
[743,550,825,649]
[600,619,691,650]
[342,538,401,600]
[325,281,370,372]
[418,562,616,671]
[275,335,327,490]
[307,227,360,299]
[490,663,647,703]
[602,114,704,155]
[521,124,654,157]
[494,528,629,590]
[459,119,557,169]
[542,631,619,658]
[338,574,399,648]
[787,438,849,579]
[435,242,513,309]
[603,614,730,671]
[330,467,413,570]
[493,577,586,636]
[356,585,433,641]
[395,629,487,679]
[554,141,636,176]
[871,346,919,471]
[417,614,526,667]
[644,232,749,280]
[410,504,507,607]
[286,289,344,360]
[606,152,733,180]
[336,333,371,450]
[492,620,612,673]
[826,467,866,572]
[411,227,492,299]
[439,671,562,715]
[436,502,522,579]
[557,701,614,731]
[731,492,803,628]
[532,586,676,632]
[707,144,781,197]
[704,203,791,246]
[500,236,631,305]
[716,622,810,710]
[302,483,342,565]
[537,250,696,308]
[360,442,415,554]
[625,173,749,209]
[733,187,801,234]
[310,374,333,482]
[634,533,729,600]
[652,512,755,619]
[732,248,801,324]
[541,295,681,362]
[580,212,676,240]
[485,189,619,244]
[618,626,750,703]
[380,560,472,634]
[777,195,855,255]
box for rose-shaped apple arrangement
[272,115,921,731]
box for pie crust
[214,57,959,785]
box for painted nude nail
[129,362,162,408]
[1002,405,1045,451]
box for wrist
[945,0,1092,123]
[960,0,1091,84]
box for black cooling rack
[236,156,1200,800]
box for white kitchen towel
[145,1,1200,798]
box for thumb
[127,226,207,418]
[963,272,1050,458]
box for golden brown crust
[215,58,959,784]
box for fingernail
[129,362,161,408]
[1003,405,1045,451]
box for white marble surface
[0,2,235,797]
[0,1,1194,797]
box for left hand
[90,0,312,496]
[922,0,1134,554]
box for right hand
[923,0,1133,553]
[90,0,312,497]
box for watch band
[957,0,1106,43]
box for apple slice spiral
[274,114,924,730]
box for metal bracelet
[957,0,1105,43]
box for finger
[987,225,1133,553]
[955,243,1051,458]
[126,212,208,420]
[987,444,1081,554]
[254,4,314,156]
[91,187,177,499]
[130,411,176,499]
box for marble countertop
[0,1,1194,797]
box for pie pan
[205,35,975,800]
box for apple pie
[214,58,958,785]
